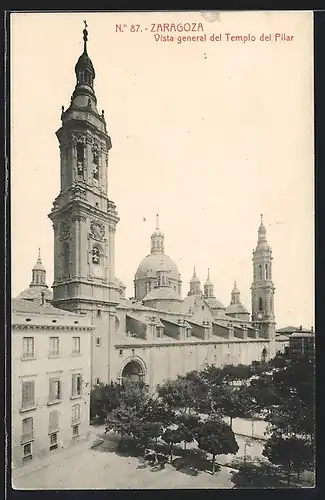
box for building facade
[289,327,315,360]
[12,298,93,468]
[14,25,278,399]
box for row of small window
[21,407,81,463]
[22,336,81,360]
[21,374,82,410]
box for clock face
[257,313,263,320]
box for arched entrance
[121,360,145,382]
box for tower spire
[189,266,201,296]
[151,212,164,254]
[204,268,214,298]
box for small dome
[190,267,200,283]
[33,248,45,271]
[136,253,180,281]
[17,286,53,302]
[143,286,182,302]
[226,302,249,315]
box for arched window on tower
[92,246,100,265]
[265,263,268,279]
[63,242,70,277]
[76,142,85,176]
[92,151,99,181]
[259,265,262,280]
[259,297,263,311]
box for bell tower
[251,215,276,357]
[48,22,119,383]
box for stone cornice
[115,338,268,349]
[12,324,93,332]
[49,198,119,226]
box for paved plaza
[13,427,260,490]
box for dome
[17,286,53,303]
[33,260,45,272]
[205,297,226,310]
[143,286,182,302]
[135,253,180,281]
[226,302,249,315]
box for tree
[210,384,254,428]
[220,364,254,386]
[161,428,183,462]
[157,376,204,414]
[176,412,201,450]
[196,419,239,474]
[90,381,123,423]
[262,435,315,485]
[230,458,283,488]
[91,379,150,425]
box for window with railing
[71,373,82,398]
[49,432,58,451]
[72,337,80,355]
[72,425,79,439]
[22,337,35,359]
[21,417,33,444]
[21,381,35,411]
[22,442,32,463]
[49,337,60,357]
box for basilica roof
[16,285,53,303]
[205,296,226,310]
[135,253,180,281]
[12,298,79,317]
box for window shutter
[49,410,59,433]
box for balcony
[21,432,34,444]
[21,351,36,361]
[20,402,36,413]
[48,351,60,359]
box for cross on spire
[156,210,159,230]
[83,20,88,52]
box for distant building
[275,333,290,355]
[289,326,315,360]
[11,298,93,468]
[276,325,299,336]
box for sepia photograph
[10,10,315,489]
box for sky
[10,11,314,329]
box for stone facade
[11,299,93,468]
